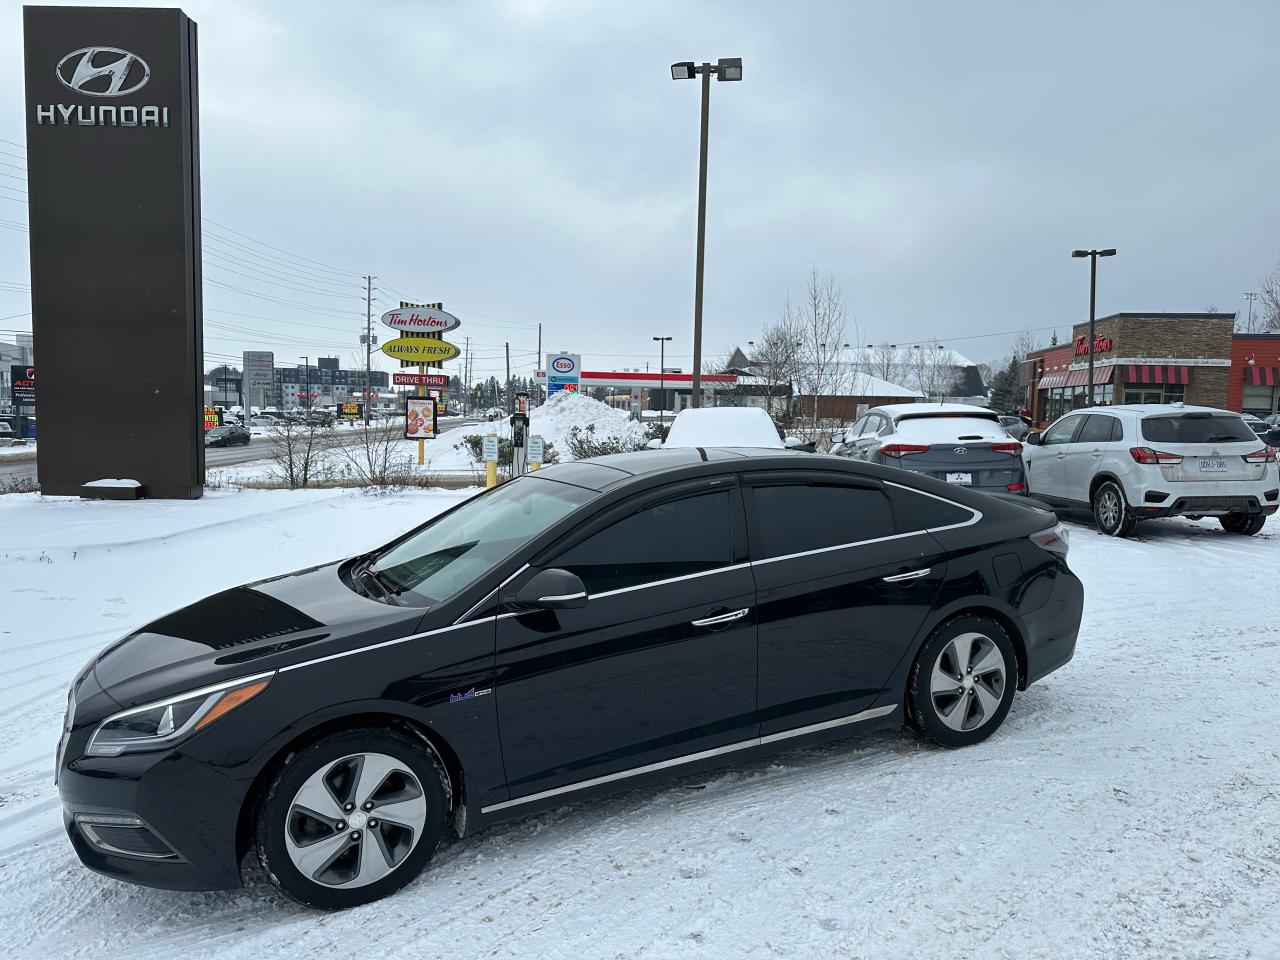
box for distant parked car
[0,421,13,439]
[657,407,805,451]
[998,415,1029,441]
[1242,414,1270,436]
[1023,404,1278,536]
[831,403,1026,495]
[204,425,251,447]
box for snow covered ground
[0,489,1276,960]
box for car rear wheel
[1220,513,1265,536]
[255,728,448,909]
[908,615,1016,748]
[1092,481,1136,537]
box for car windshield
[207,427,229,436]
[1141,413,1255,444]
[367,477,596,605]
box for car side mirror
[645,437,663,450]
[783,436,803,448]
[1025,432,1042,446]
[508,568,588,610]
[830,432,845,445]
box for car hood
[93,561,419,709]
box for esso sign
[551,356,576,374]
[380,306,461,333]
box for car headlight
[85,672,273,757]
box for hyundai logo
[56,47,151,97]
[953,447,968,455]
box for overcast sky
[1,0,1277,381]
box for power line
[202,216,363,277]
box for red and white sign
[1074,334,1114,357]
[380,306,460,333]
[393,372,449,387]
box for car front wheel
[1220,513,1266,536]
[255,728,449,909]
[908,615,1016,748]
[1092,480,1136,537]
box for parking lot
[0,489,1274,960]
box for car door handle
[882,568,932,583]
[690,608,750,627]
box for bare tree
[265,419,326,489]
[334,419,412,486]
[784,268,849,434]
[868,342,900,382]
[910,342,960,400]
[750,321,801,421]
[1011,327,1039,361]
[1257,264,1280,332]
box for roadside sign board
[380,305,461,334]
[394,372,449,387]
[528,434,544,465]
[436,401,447,415]
[339,401,363,420]
[482,434,499,462]
[9,365,35,405]
[404,396,437,440]
[545,353,581,395]
[242,350,274,410]
[382,337,461,363]
[202,407,220,430]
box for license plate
[1198,457,1228,473]
[945,472,972,486]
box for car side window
[876,416,894,436]
[552,491,733,595]
[748,483,897,559]
[888,486,976,531]
[1077,415,1117,444]
[848,416,868,437]
[1042,416,1081,445]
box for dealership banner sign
[25,6,204,498]
[9,365,35,405]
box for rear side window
[1078,415,1120,443]
[749,484,897,559]
[554,491,732,594]
[889,486,976,531]
[1141,414,1255,444]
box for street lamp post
[671,57,742,409]
[652,336,673,425]
[1070,248,1116,406]
[299,356,310,413]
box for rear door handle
[882,568,931,583]
[691,608,750,627]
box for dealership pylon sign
[24,6,203,498]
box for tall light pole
[1243,291,1260,333]
[299,356,310,413]
[1071,248,1117,407]
[652,335,672,424]
[671,57,742,409]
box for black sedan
[204,425,251,447]
[57,448,1082,908]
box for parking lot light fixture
[1070,248,1117,406]
[671,56,743,407]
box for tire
[908,615,1017,749]
[255,727,449,909]
[1092,480,1136,537]
[1220,513,1266,536]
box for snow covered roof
[845,372,924,398]
[876,402,997,419]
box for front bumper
[59,748,248,891]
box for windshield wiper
[351,556,403,603]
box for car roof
[1099,404,1239,417]
[532,447,826,492]
[873,402,998,420]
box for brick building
[1230,333,1280,417]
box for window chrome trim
[479,703,898,815]
[588,562,753,600]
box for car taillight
[1029,523,1069,558]
[878,443,930,458]
[1243,448,1277,464]
[990,442,1023,455]
[1129,447,1183,465]
[1006,482,1025,492]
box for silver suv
[1023,405,1279,537]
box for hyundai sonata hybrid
[57,448,1083,908]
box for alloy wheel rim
[1099,489,1120,529]
[929,632,1006,732]
[284,752,428,888]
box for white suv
[1023,405,1278,537]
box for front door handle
[691,607,750,627]
[882,568,932,583]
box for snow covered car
[657,406,805,450]
[1023,404,1279,536]
[832,403,1027,496]
[57,448,1082,908]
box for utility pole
[463,336,471,415]
[536,322,542,406]
[1243,292,1260,333]
[1071,249,1116,406]
[363,275,373,425]
[505,341,511,411]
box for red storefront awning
[1245,366,1280,386]
[1063,366,1115,387]
[1125,364,1190,385]
[1038,372,1067,389]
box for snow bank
[422,392,647,472]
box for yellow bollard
[529,462,540,471]
[486,460,498,488]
